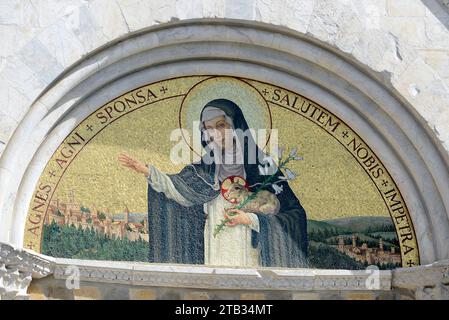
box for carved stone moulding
[3,241,449,299]
[52,261,392,291]
[1,241,392,299]
[0,242,53,300]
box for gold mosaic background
[24,76,419,266]
[55,83,386,220]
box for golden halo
[179,77,272,157]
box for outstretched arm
[117,153,192,207]
[147,164,193,207]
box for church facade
[1,0,449,300]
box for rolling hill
[323,216,394,233]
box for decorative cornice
[52,261,392,291]
[3,241,449,299]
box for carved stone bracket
[0,242,54,300]
[439,0,449,11]
[392,259,449,300]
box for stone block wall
[1,0,449,155]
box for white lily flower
[258,164,270,175]
[285,168,297,180]
[294,156,304,161]
[289,148,297,157]
[262,155,276,167]
[260,156,278,175]
[272,183,284,195]
[278,176,289,180]
[274,146,285,159]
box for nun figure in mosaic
[119,99,308,267]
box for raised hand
[118,153,149,176]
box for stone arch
[0,19,448,265]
